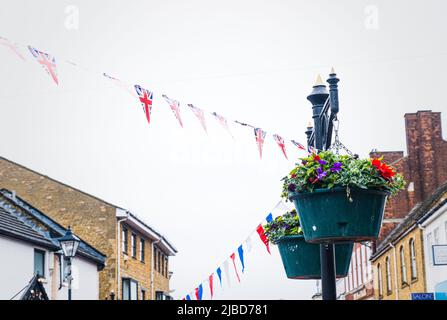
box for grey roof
[0,190,106,267]
[371,181,447,260]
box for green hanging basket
[276,235,353,279]
[289,187,389,243]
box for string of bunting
[182,200,293,300]
[0,36,316,159]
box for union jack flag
[162,94,183,128]
[254,128,267,159]
[104,73,136,97]
[134,85,153,124]
[212,112,233,138]
[273,134,288,159]
[28,46,58,85]
[188,104,207,134]
[0,37,25,61]
[291,139,306,151]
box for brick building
[344,110,447,300]
[0,157,177,300]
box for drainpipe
[116,215,128,300]
[151,237,161,300]
[390,243,399,300]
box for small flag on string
[162,94,183,128]
[273,134,288,159]
[216,267,222,286]
[209,274,214,299]
[291,140,306,151]
[195,284,203,300]
[134,85,153,124]
[212,112,233,138]
[0,37,25,61]
[244,236,253,253]
[188,104,208,134]
[266,213,273,223]
[103,73,136,97]
[256,224,271,254]
[254,128,267,159]
[230,253,241,283]
[28,46,58,85]
[186,294,191,300]
[237,245,245,273]
[223,260,231,287]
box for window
[385,257,392,294]
[434,228,440,245]
[165,257,168,277]
[122,278,138,300]
[377,263,383,298]
[34,249,45,277]
[155,291,165,300]
[427,233,433,263]
[158,251,161,273]
[400,246,407,285]
[140,238,145,262]
[122,227,128,254]
[131,233,136,258]
[410,238,417,280]
[356,248,362,285]
[141,289,146,300]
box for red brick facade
[370,110,447,242]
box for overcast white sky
[0,0,446,300]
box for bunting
[254,128,267,159]
[237,245,245,273]
[256,224,271,254]
[291,139,306,151]
[186,294,191,300]
[134,85,153,124]
[230,253,241,283]
[273,134,288,159]
[28,46,58,85]
[162,94,183,128]
[223,260,231,287]
[0,37,25,61]
[216,267,222,286]
[187,104,208,134]
[212,112,233,138]
[103,73,136,97]
[195,284,203,300]
[209,274,214,299]
[266,213,273,223]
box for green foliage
[263,210,302,244]
[281,151,406,199]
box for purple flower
[318,159,327,165]
[330,162,342,173]
[288,183,296,192]
[316,167,327,180]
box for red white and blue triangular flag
[209,274,214,299]
[244,236,253,253]
[230,253,241,283]
[273,134,288,159]
[28,46,58,85]
[0,37,25,61]
[254,128,267,159]
[291,140,306,151]
[103,73,136,97]
[212,112,233,138]
[237,245,245,273]
[134,85,153,124]
[216,267,222,287]
[188,104,207,134]
[266,213,273,223]
[195,284,203,300]
[256,224,271,254]
[162,94,183,128]
[223,259,231,287]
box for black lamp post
[57,226,80,300]
[305,69,342,300]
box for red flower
[291,173,297,179]
[313,155,321,161]
[371,158,396,180]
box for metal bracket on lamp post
[305,69,341,300]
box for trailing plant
[281,151,405,199]
[263,210,302,244]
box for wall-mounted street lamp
[57,226,80,300]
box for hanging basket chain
[329,116,356,157]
